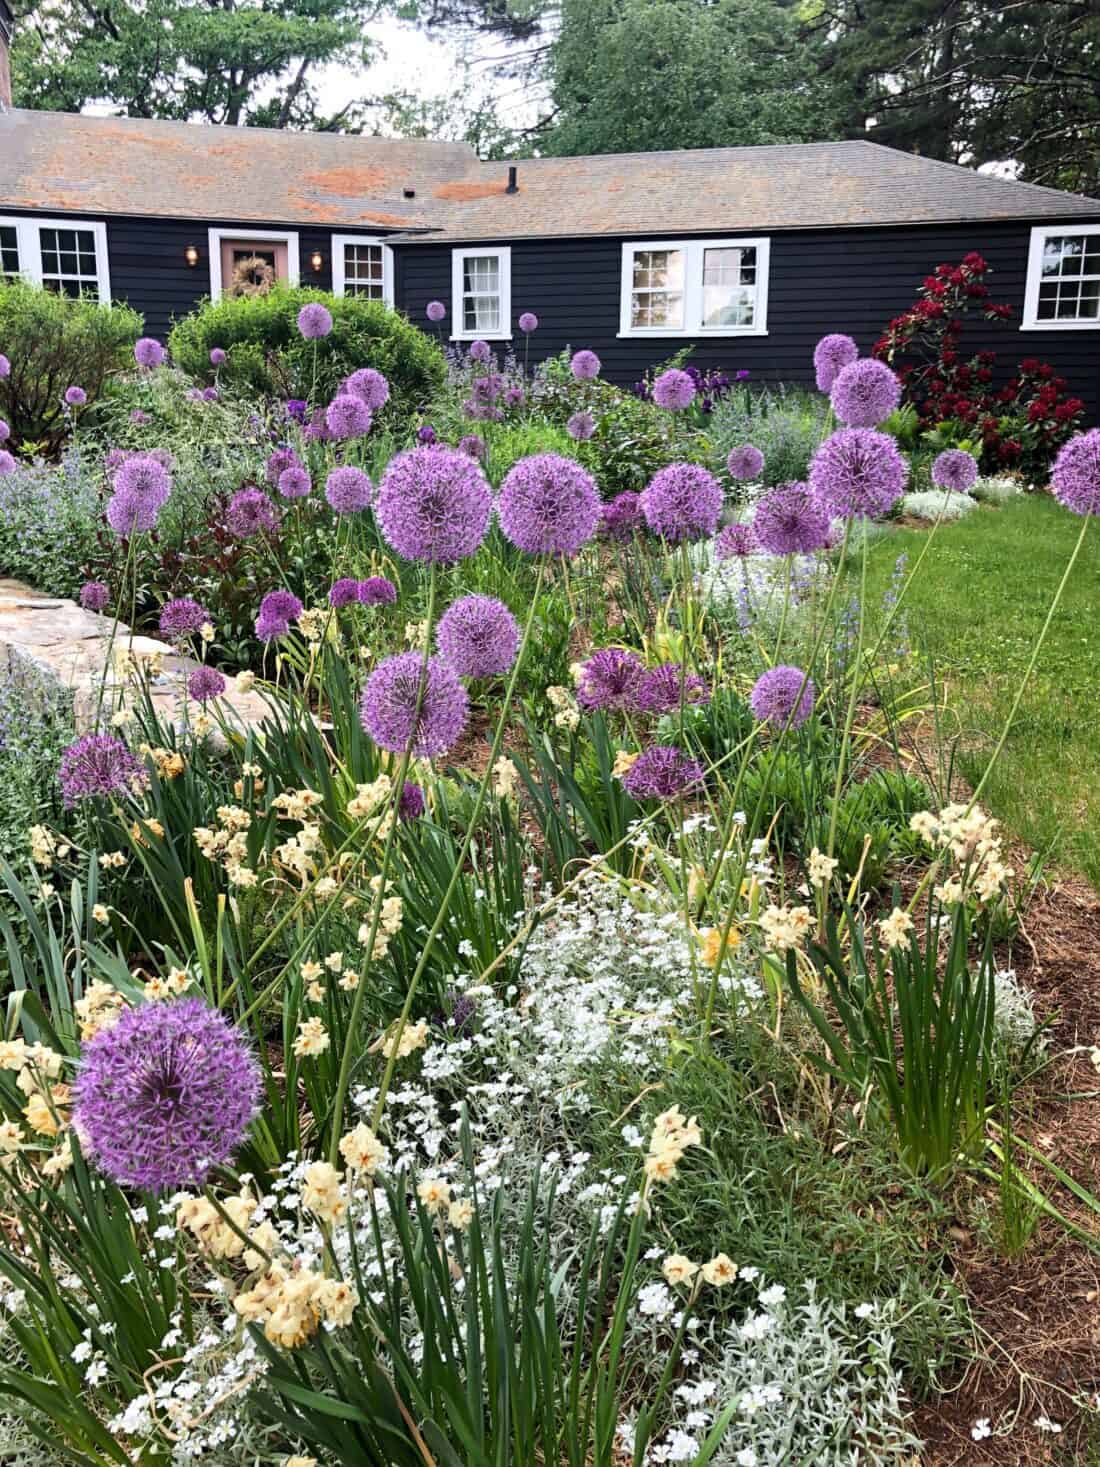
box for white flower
[971,1418,992,1441]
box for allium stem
[92,529,139,727]
[826,524,868,860]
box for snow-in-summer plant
[971,474,1024,505]
[900,488,979,523]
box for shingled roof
[1,110,1098,239]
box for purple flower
[277,463,312,500]
[329,578,361,608]
[202,387,218,403]
[727,444,764,482]
[813,333,859,393]
[750,666,815,728]
[518,312,538,333]
[640,463,723,543]
[358,576,398,606]
[622,745,704,801]
[106,489,159,536]
[324,465,373,514]
[0,450,14,477]
[361,652,468,758]
[298,303,334,339]
[134,337,166,369]
[652,368,696,411]
[459,434,485,461]
[58,733,147,808]
[79,581,110,613]
[830,358,901,428]
[72,997,260,1193]
[752,482,830,556]
[426,301,446,323]
[210,347,227,366]
[64,386,87,408]
[634,663,710,715]
[715,522,757,561]
[931,449,979,493]
[809,428,908,520]
[325,394,372,439]
[376,445,492,564]
[129,409,149,426]
[571,350,600,381]
[286,399,308,422]
[188,666,226,702]
[0,355,9,379]
[1052,429,1100,515]
[343,368,390,410]
[498,453,601,557]
[575,648,645,712]
[600,492,645,542]
[112,453,171,508]
[159,597,210,639]
[399,781,426,819]
[0,420,9,442]
[436,594,520,678]
[255,589,302,642]
[504,386,526,410]
[265,448,299,487]
[227,488,279,538]
[567,410,596,441]
[469,340,492,364]
[417,424,438,445]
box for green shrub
[708,383,831,489]
[168,287,446,417]
[0,280,141,452]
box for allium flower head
[504,385,525,409]
[576,648,645,711]
[813,333,859,392]
[459,434,485,460]
[640,463,723,543]
[80,581,110,613]
[652,368,696,411]
[297,302,333,339]
[358,576,397,606]
[830,358,901,428]
[0,420,10,442]
[129,409,149,425]
[329,578,360,608]
[277,463,312,500]
[361,652,468,758]
[436,594,520,678]
[727,444,764,482]
[468,340,492,363]
[59,733,147,808]
[106,489,159,536]
[112,453,172,507]
[600,491,645,542]
[426,300,446,323]
[325,394,372,439]
[343,368,390,410]
[567,410,596,441]
[64,386,87,408]
[931,448,979,493]
[134,337,166,369]
[265,448,298,487]
[1052,428,1100,515]
[376,445,492,563]
[72,997,260,1192]
[498,453,601,556]
[518,311,538,333]
[622,745,704,801]
[752,481,830,555]
[399,781,426,819]
[159,597,210,639]
[324,465,373,514]
[417,424,437,445]
[255,589,303,642]
[0,450,15,477]
[0,355,9,378]
[715,522,757,561]
[210,347,227,366]
[188,666,226,701]
[634,662,711,715]
[571,350,600,381]
[809,428,908,519]
[227,487,279,538]
[750,665,815,728]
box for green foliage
[0,674,73,868]
[707,384,832,490]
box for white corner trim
[450,245,512,340]
[1022,222,1100,330]
[330,233,394,305]
[207,227,300,303]
[0,214,111,303]
[618,236,770,338]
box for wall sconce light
[184,244,199,267]
[310,250,324,273]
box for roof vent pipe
[506,166,518,194]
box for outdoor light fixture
[310,250,323,272]
[184,244,199,267]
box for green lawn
[860,494,1100,887]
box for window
[207,228,299,302]
[620,237,769,337]
[332,234,393,304]
[0,216,111,301]
[450,247,512,339]
[1024,225,1100,329]
[0,225,19,278]
[39,227,101,297]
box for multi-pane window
[1024,226,1100,329]
[343,241,384,299]
[39,227,101,297]
[701,245,757,328]
[0,226,19,278]
[630,249,685,329]
[450,248,511,338]
[621,238,769,336]
[0,217,109,301]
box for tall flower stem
[93,530,140,727]
[826,523,868,861]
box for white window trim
[331,233,394,305]
[208,227,300,303]
[1022,223,1100,330]
[618,237,770,338]
[450,246,512,340]
[0,214,111,303]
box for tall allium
[498,453,601,556]
[575,648,645,712]
[361,652,469,757]
[0,355,9,378]
[113,454,172,508]
[159,597,210,640]
[600,491,645,541]
[417,424,438,445]
[72,997,260,1192]
[325,394,372,439]
[227,488,279,538]
[0,420,10,442]
[0,451,14,477]
[277,464,312,500]
[297,303,333,339]
[652,368,696,411]
[255,589,303,642]
[931,449,979,493]
[64,386,87,408]
[358,576,398,606]
[436,595,520,678]
[265,448,299,487]
[344,368,390,410]
[567,410,596,441]
[727,444,764,482]
[210,347,227,366]
[571,350,601,381]
[399,782,426,819]
[188,666,226,702]
[1052,428,1100,515]
[622,745,704,801]
[375,445,492,563]
[459,434,486,461]
[809,428,908,519]
[329,578,361,609]
[518,311,538,333]
[80,581,110,613]
[813,333,859,393]
[634,663,710,715]
[134,337,166,369]
[830,358,901,428]
[106,490,159,536]
[715,522,757,561]
[426,301,446,323]
[59,733,147,808]
[750,666,815,728]
[640,463,723,543]
[325,466,373,514]
[469,340,492,364]
[752,482,830,556]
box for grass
[859,493,1100,886]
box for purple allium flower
[459,434,485,461]
[809,428,908,520]
[1052,428,1100,515]
[752,482,831,556]
[468,340,492,364]
[640,463,723,543]
[210,347,227,366]
[58,733,147,808]
[324,465,372,514]
[399,781,426,819]
[226,488,279,538]
[286,399,308,423]
[106,489,159,536]
[498,453,601,557]
[79,581,110,613]
[0,450,14,477]
[297,302,334,339]
[134,337,166,369]
[576,648,645,712]
[113,453,172,507]
[186,388,203,402]
[188,666,226,702]
[361,652,469,758]
[72,997,260,1193]
[518,312,538,333]
[0,355,9,379]
[329,578,361,609]
[255,589,303,642]
[358,576,398,606]
[813,333,859,393]
[634,662,711,715]
[931,448,979,493]
[504,386,526,410]
[104,448,128,472]
[64,386,87,408]
[343,368,390,410]
[0,420,9,442]
[436,594,520,678]
[426,300,446,323]
[600,491,645,542]
[715,522,757,561]
[266,448,298,487]
[567,410,596,441]
[325,394,372,439]
[750,665,815,728]
[277,464,312,500]
[129,409,149,426]
[417,424,437,445]
[159,597,210,640]
[202,387,218,402]
[571,350,600,381]
[830,358,901,428]
[727,444,765,482]
[375,445,492,564]
[652,368,696,411]
[622,745,704,801]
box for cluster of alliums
[576,650,709,717]
[634,364,745,415]
[58,733,148,808]
[599,491,645,542]
[328,576,397,609]
[107,453,173,537]
[360,652,469,758]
